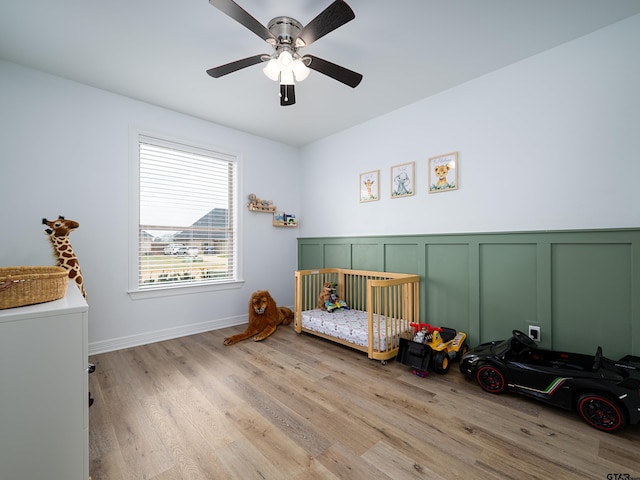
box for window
[129,130,241,295]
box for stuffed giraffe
[42,216,87,299]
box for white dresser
[0,281,88,480]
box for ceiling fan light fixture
[262,59,280,81]
[292,58,310,82]
[277,50,293,70]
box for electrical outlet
[528,325,540,342]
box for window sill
[127,280,245,300]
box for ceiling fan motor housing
[267,17,304,48]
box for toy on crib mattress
[317,281,349,312]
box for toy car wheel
[434,351,450,374]
[457,342,469,359]
[577,393,626,433]
[476,364,506,394]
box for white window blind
[136,134,237,290]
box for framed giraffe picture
[360,170,379,202]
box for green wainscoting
[298,229,640,357]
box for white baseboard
[88,314,247,355]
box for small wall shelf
[247,193,276,212]
[273,222,298,228]
[248,204,277,213]
[273,211,298,228]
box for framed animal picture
[360,170,379,202]
[428,152,458,193]
[390,162,415,198]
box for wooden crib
[294,268,420,362]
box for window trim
[127,126,244,299]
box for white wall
[298,14,640,237]
[2,14,638,353]
[0,60,300,353]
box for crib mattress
[301,308,393,351]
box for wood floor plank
[88,374,119,461]
[245,366,380,456]
[225,403,314,475]
[139,391,228,480]
[315,443,394,479]
[598,439,640,473]
[89,325,640,480]
[316,373,487,466]
[361,440,448,480]
[290,460,340,480]
[224,373,332,457]
[214,435,294,479]
[170,352,246,413]
[89,448,129,480]
[100,382,175,479]
[150,466,189,480]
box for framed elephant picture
[391,162,414,198]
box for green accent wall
[298,229,640,357]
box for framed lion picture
[428,152,458,193]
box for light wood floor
[89,324,640,480]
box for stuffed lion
[223,290,293,345]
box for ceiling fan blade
[306,55,362,88]
[206,54,266,78]
[208,0,276,43]
[295,0,355,47]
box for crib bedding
[301,308,393,351]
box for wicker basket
[0,266,69,310]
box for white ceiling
[2,1,640,147]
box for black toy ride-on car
[460,329,640,433]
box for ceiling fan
[206,0,363,106]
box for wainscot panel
[425,244,471,340]
[351,243,379,271]
[298,229,640,356]
[324,243,350,269]
[479,243,538,344]
[551,242,632,359]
